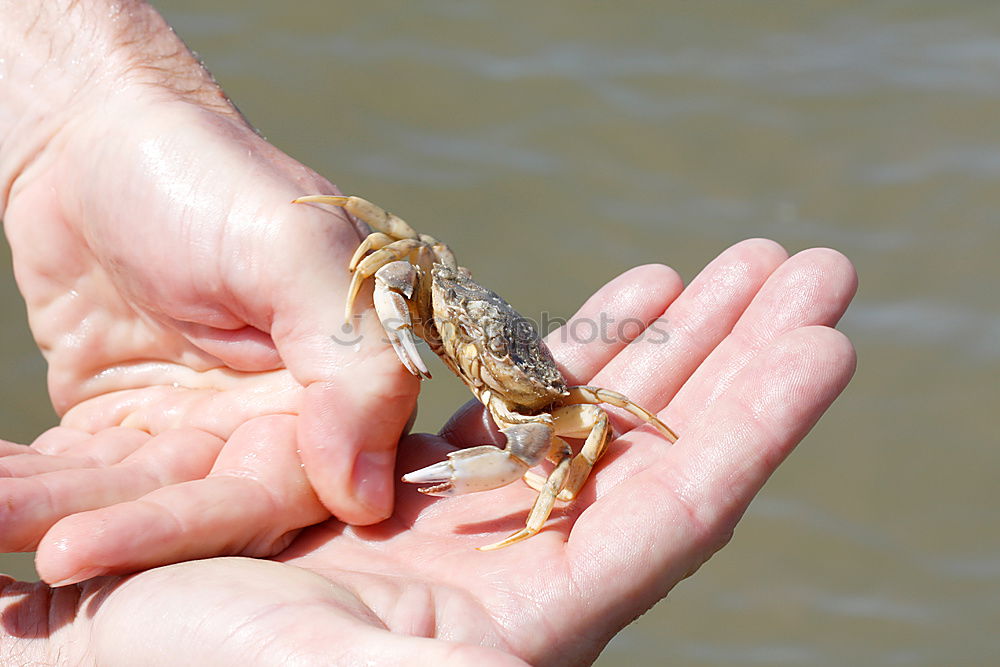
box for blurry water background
[2,1,998,664]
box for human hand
[0,2,417,585]
[0,242,856,665]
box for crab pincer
[402,423,555,496]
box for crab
[293,194,678,550]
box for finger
[545,263,683,383]
[672,247,857,425]
[0,428,221,552]
[667,326,857,531]
[587,238,789,420]
[67,377,301,438]
[36,415,328,586]
[438,398,501,449]
[268,202,420,526]
[0,453,103,478]
[567,248,855,503]
[0,427,151,477]
[30,426,96,455]
[568,326,856,625]
[298,355,418,524]
[0,439,33,456]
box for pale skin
[0,1,858,664]
[1,0,419,586]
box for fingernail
[351,450,395,521]
[47,567,106,588]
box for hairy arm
[0,0,232,209]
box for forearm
[0,0,232,216]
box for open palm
[21,242,856,666]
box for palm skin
[2,94,422,584]
[3,242,857,665]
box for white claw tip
[402,461,454,485]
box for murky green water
[2,1,997,663]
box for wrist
[0,0,236,216]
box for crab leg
[293,194,420,240]
[349,232,394,271]
[553,404,611,502]
[520,388,677,501]
[520,404,609,502]
[294,194,458,319]
[344,239,427,320]
[477,438,574,551]
[566,386,678,442]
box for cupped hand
[5,241,857,665]
[1,90,419,585]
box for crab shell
[429,264,569,412]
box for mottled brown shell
[430,264,567,411]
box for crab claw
[402,422,554,496]
[402,445,529,496]
[372,261,430,379]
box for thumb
[298,350,418,525]
[270,198,418,525]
